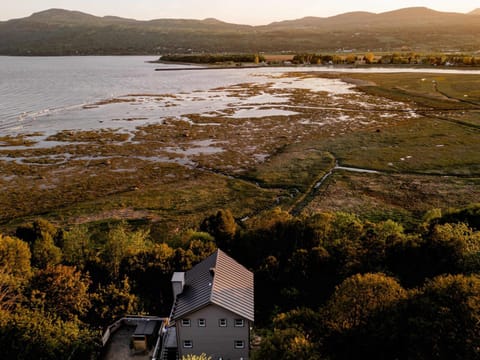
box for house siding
[177,304,250,360]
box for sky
[2,0,479,25]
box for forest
[292,52,480,66]
[1,203,479,359]
[160,53,265,64]
[2,8,480,55]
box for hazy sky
[2,0,479,24]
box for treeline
[160,53,265,64]
[293,52,480,66]
[0,221,217,359]
[1,203,479,359]
[234,205,480,360]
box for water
[1,56,479,136]
[0,56,294,131]
[0,56,150,126]
[0,57,349,136]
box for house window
[234,340,245,349]
[181,319,191,327]
[198,319,206,327]
[234,319,244,327]
[219,319,227,327]
[183,340,193,348]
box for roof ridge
[208,250,220,303]
[172,249,254,322]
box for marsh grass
[248,145,335,191]
[321,116,480,175]
[0,134,38,147]
[345,73,480,109]
[304,171,480,226]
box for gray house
[162,249,254,360]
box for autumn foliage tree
[28,265,91,321]
[200,209,237,251]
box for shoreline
[152,58,480,72]
[154,64,267,71]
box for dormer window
[234,319,244,327]
[181,319,191,327]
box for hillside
[0,7,480,54]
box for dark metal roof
[133,320,160,336]
[172,249,254,322]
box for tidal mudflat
[1,69,479,233]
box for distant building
[160,249,254,360]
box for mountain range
[1,7,479,55]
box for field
[0,71,479,235]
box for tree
[200,209,237,250]
[423,222,466,274]
[285,247,333,306]
[0,234,32,279]
[252,327,321,360]
[328,274,480,360]
[28,265,91,321]
[402,274,480,360]
[345,54,356,64]
[102,223,151,279]
[462,228,480,272]
[121,243,176,315]
[385,235,424,286]
[429,222,480,272]
[386,223,469,286]
[0,267,24,312]
[0,235,32,312]
[0,308,99,360]
[325,273,406,331]
[31,232,62,269]
[62,225,95,269]
[322,274,407,360]
[364,52,375,64]
[16,218,62,246]
[273,308,324,342]
[330,212,364,241]
[188,239,216,263]
[90,277,139,326]
[438,204,480,230]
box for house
[161,249,254,360]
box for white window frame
[219,318,227,327]
[234,319,245,327]
[198,318,206,327]
[183,340,193,348]
[234,340,245,349]
[181,319,191,327]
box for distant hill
[1,7,479,55]
[469,9,480,15]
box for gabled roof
[172,249,254,322]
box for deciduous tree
[90,277,138,326]
[28,264,91,321]
[325,273,406,331]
